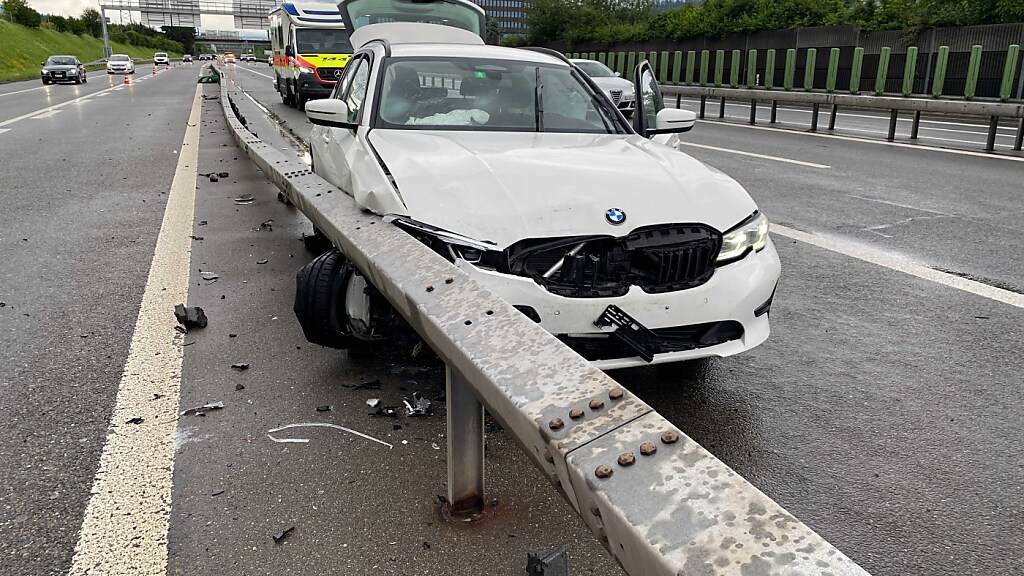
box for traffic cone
[123,74,131,85]
[152,66,156,75]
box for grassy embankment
[0,20,182,82]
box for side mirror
[285,45,295,57]
[647,108,696,136]
[614,71,621,77]
[305,98,356,129]
[41,61,46,66]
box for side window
[332,56,362,100]
[335,56,371,123]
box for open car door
[338,0,486,37]
[633,59,696,139]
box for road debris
[201,271,219,282]
[174,304,208,330]
[257,259,268,265]
[234,193,255,205]
[316,405,332,412]
[256,218,274,232]
[272,526,295,544]
[347,379,382,391]
[527,546,570,576]
[230,363,249,371]
[235,383,245,391]
[403,392,432,417]
[181,400,225,417]
[371,405,400,418]
[126,417,144,425]
[266,423,393,448]
[211,489,225,497]
[366,398,381,409]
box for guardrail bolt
[595,464,613,479]
[548,418,565,431]
[661,430,679,444]
[608,387,624,400]
[640,441,658,456]
[617,452,636,466]
[569,407,585,419]
[589,398,605,411]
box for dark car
[41,55,87,85]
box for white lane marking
[674,140,830,168]
[0,83,121,128]
[68,85,201,576]
[701,120,1024,162]
[0,129,9,135]
[32,110,63,119]
[772,224,1024,308]
[235,65,274,80]
[0,85,47,97]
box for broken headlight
[716,211,768,264]
[384,215,505,270]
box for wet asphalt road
[0,59,1020,576]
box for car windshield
[376,58,621,133]
[295,29,353,54]
[47,56,76,65]
[575,61,615,78]
[155,53,167,57]
[110,55,129,61]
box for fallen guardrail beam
[661,84,1024,152]
[214,68,872,576]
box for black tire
[82,75,87,83]
[294,249,353,349]
[281,80,295,105]
[42,80,51,85]
[295,89,307,111]
[74,77,82,85]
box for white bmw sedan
[302,5,780,369]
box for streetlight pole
[100,6,112,59]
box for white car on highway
[301,0,780,369]
[571,58,636,115]
[106,54,135,74]
[154,52,170,66]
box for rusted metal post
[887,110,898,141]
[910,110,921,139]
[447,366,484,514]
[986,116,999,151]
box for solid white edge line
[68,84,201,576]
[698,119,1024,162]
[674,140,831,168]
[235,65,275,80]
[772,224,1024,308]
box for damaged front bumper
[454,239,781,369]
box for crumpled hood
[368,130,757,248]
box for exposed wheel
[74,77,82,84]
[294,249,353,349]
[82,75,87,83]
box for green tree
[484,16,500,44]
[3,0,42,27]
[161,26,196,54]
[80,8,102,36]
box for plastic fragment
[266,422,393,448]
[272,526,294,543]
[234,193,255,205]
[174,304,208,329]
[403,392,432,417]
[231,363,249,371]
[181,400,224,417]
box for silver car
[570,58,635,115]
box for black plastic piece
[594,305,658,362]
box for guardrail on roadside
[211,66,873,576]
[659,83,1024,152]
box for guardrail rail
[212,66,873,576]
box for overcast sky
[29,0,96,17]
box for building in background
[471,0,528,36]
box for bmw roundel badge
[605,208,626,225]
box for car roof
[388,43,564,66]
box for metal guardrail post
[685,50,695,85]
[719,96,726,118]
[829,104,838,130]
[699,95,706,118]
[784,48,796,90]
[804,47,816,91]
[1016,118,1024,150]
[764,48,776,89]
[985,116,999,151]
[770,100,777,123]
[811,102,820,131]
[850,46,864,93]
[730,49,741,88]
[826,47,840,92]
[672,51,682,84]
[714,50,724,86]
[660,51,670,82]
[999,44,1020,101]
[932,45,949,97]
[447,366,485,514]
[750,98,757,124]
[910,110,922,139]
[746,49,757,87]
[699,50,709,86]
[902,46,918,96]
[887,110,898,141]
[875,46,891,95]
[965,45,983,99]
